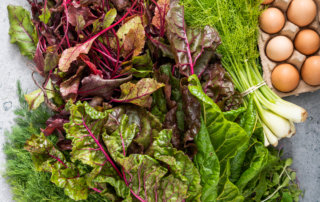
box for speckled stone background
[0,1,319,202]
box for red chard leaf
[165,2,221,76]
[78,74,132,99]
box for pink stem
[92,47,119,64]
[48,154,68,168]
[82,117,123,178]
[91,188,102,193]
[86,0,138,43]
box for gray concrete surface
[0,1,319,202]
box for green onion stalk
[181,0,307,146]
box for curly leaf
[86,165,130,201]
[114,78,165,108]
[202,63,243,111]
[103,114,138,162]
[105,106,162,153]
[24,133,67,172]
[119,154,189,201]
[7,5,37,59]
[64,102,110,167]
[147,129,202,201]
[51,164,88,201]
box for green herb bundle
[181,0,307,147]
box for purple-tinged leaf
[60,66,85,101]
[201,62,243,111]
[78,74,132,99]
[165,2,221,76]
[58,37,97,72]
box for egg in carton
[259,0,320,97]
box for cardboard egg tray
[259,0,320,97]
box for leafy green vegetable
[230,97,257,183]
[8,5,38,59]
[202,63,243,111]
[165,1,221,76]
[147,129,202,201]
[24,79,55,110]
[121,52,153,78]
[4,83,107,202]
[92,8,117,33]
[114,78,165,108]
[39,6,51,24]
[194,118,220,201]
[115,15,146,57]
[188,75,249,166]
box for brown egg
[262,0,274,4]
[259,8,285,34]
[287,0,317,27]
[295,29,320,55]
[266,36,294,62]
[302,56,320,85]
[271,64,300,92]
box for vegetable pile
[5,0,304,201]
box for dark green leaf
[188,75,249,165]
[230,97,256,183]
[281,192,293,202]
[236,143,270,191]
[223,107,246,122]
[194,118,220,201]
[216,179,244,202]
[121,51,153,78]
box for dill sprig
[3,82,107,202]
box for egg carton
[259,0,320,97]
